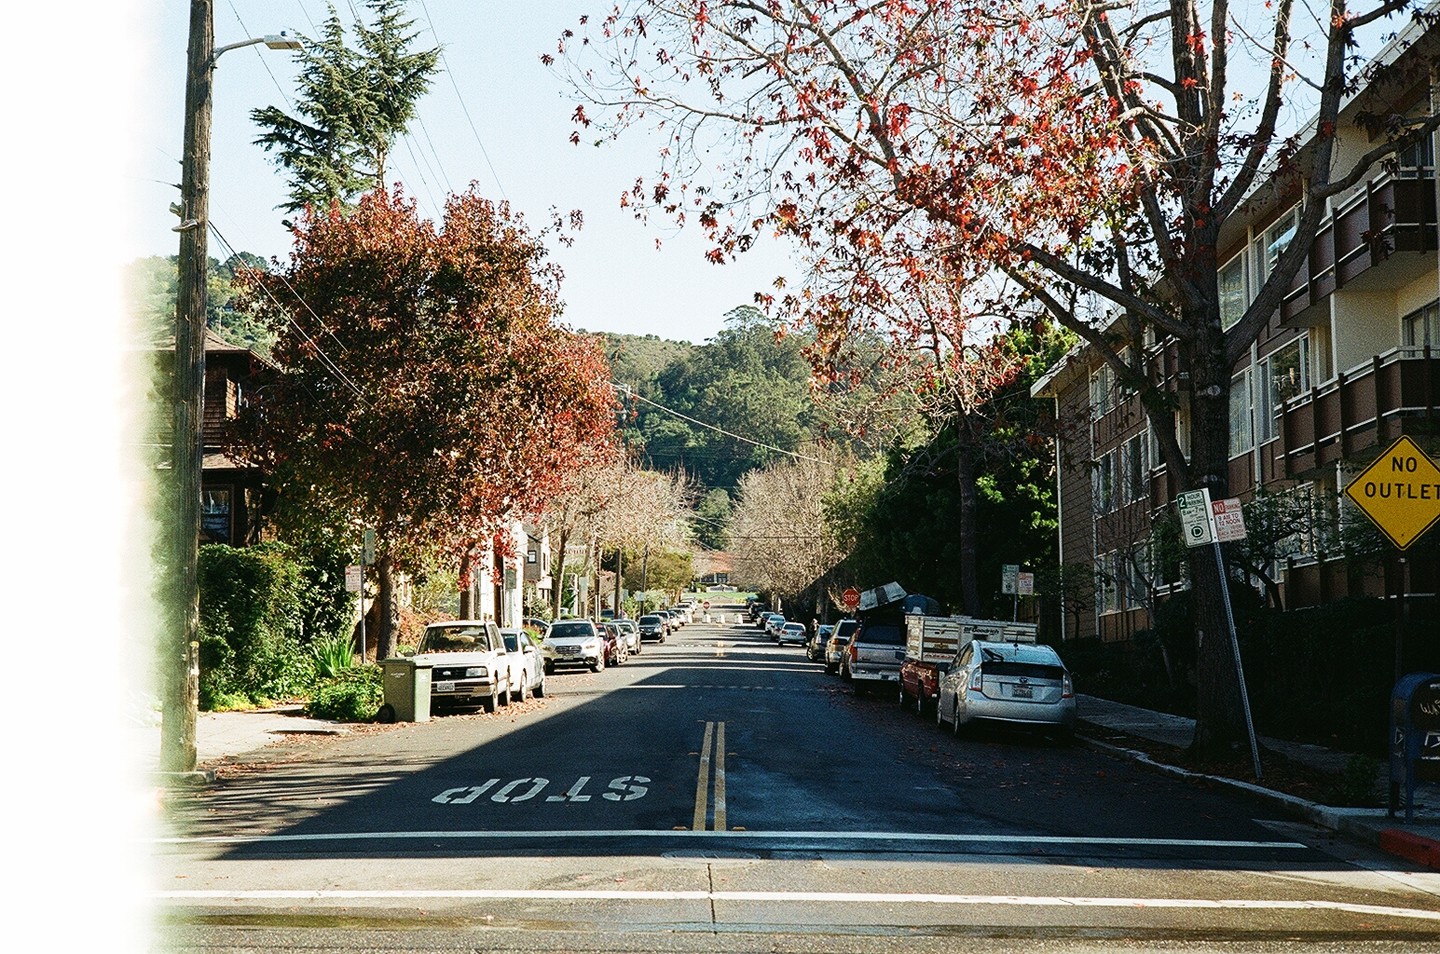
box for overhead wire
[413,0,507,200]
[208,221,370,407]
[612,383,830,465]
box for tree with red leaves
[555,1,1440,758]
[235,187,616,659]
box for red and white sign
[1017,571,1034,596]
[1211,497,1248,543]
[703,600,711,609]
[345,564,363,592]
[842,587,860,611]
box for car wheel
[483,689,498,713]
[514,673,527,703]
[935,695,946,729]
[825,662,836,675]
[951,702,963,737]
[543,661,554,676]
[591,657,604,673]
[499,682,511,707]
[897,687,908,709]
[534,672,546,698]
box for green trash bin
[379,657,432,723]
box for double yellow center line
[692,720,727,831]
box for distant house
[693,549,734,588]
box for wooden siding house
[149,329,274,547]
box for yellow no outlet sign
[1343,436,1440,550]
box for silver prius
[936,639,1076,744]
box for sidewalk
[1077,694,1440,870]
[143,704,353,784]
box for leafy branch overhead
[252,0,439,214]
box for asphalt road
[153,612,1440,952]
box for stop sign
[703,600,711,609]
[842,587,860,611]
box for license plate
[1011,684,1033,699]
[434,681,455,693]
[559,647,579,655]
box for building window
[201,487,233,544]
[1092,451,1115,513]
[1096,552,1119,615]
[1398,128,1435,175]
[1219,255,1247,330]
[1257,207,1300,286]
[527,549,538,564]
[1258,335,1309,443]
[1403,300,1438,350]
[1123,434,1149,505]
[1229,368,1253,458]
[1090,364,1114,420]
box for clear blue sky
[133,0,797,344]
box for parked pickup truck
[899,616,1037,715]
[846,583,942,695]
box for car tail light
[969,667,983,692]
[1062,672,1073,699]
[848,642,857,663]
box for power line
[413,0,507,200]
[208,222,369,406]
[612,383,830,465]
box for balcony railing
[1263,346,1440,481]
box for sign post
[1177,487,1262,780]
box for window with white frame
[1229,368,1253,458]
[1090,364,1114,420]
[1096,552,1119,615]
[1403,300,1438,350]
[1257,207,1300,286]
[1219,255,1247,330]
[1258,335,1309,443]
[1092,450,1115,513]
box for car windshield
[419,624,488,653]
[834,620,859,639]
[639,615,661,624]
[548,621,594,639]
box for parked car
[825,619,858,675]
[807,624,834,662]
[522,618,549,638]
[670,605,693,625]
[499,627,546,702]
[936,639,1076,743]
[599,621,629,666]
[413,620,511,713]
[614,618,642,655]
[778,621,807,646]
[846,619,906,693]
[542,619,607,673]
[637,613,669,642]
[764,613,788,639]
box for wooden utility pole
[161,0,214,776]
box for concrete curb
[1075,730,1440,870]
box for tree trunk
[376,553,400,660]
[1185,343,1248,760]
[459,548,475,619]
[956,441,981,615]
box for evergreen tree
[252,0,438,214]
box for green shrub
[309,633,356,679]
[197,541,353,709]
[306,666,383,722]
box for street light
[162,2,301,778]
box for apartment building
[1033,18,1440,643]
